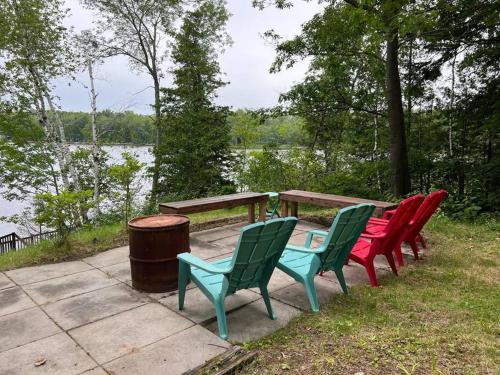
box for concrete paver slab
[190,237,233,260]
[100,261,131,283]
[210,234,239,249]
[294,221,329,233]
[5,261,93,286]
[287,231,325,248]
[80,367,108,374]
[70,303,194,364]
[0,307,60,352]
[270,277,343,311]
[0,332,96,375]
[43,284,148,330]
[206,298,301,342]
[191,227,238,243]
[0,273,15,290]
[23,269,119,305]
[320,262,391,287]
[251,269,297,294]
[159,287,261,324]
[218,222,246,232]
[83,246,129,268]
[103,325,230,375]
[0,286,36,317]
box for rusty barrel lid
[128,214,189,231]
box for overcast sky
[54,0,325,114]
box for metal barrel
[128,214,190,293]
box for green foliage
[158,0,234,199]
[107,152,143,224]
[34,190,94,235]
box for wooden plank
[290,202,298,217]
[279,190,398,217]
[248,203,255,223]
[258,201,267,222]
[280,200,288,217]
[159,192,268,215]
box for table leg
[280,200,289,217]
[291,202,298,217]
[248,203,255,223]
[259,201,267,222]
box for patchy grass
[241,216,500,375]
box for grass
[240,215,500,375]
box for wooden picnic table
[159,192,269,223]
[279,190,398,218]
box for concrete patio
[0,220,418,374]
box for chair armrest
[360,232,387,240]
[382,209,396,220]
[305,229,329,248]
[177,253,231,274]
[285,244,323,254]
[308,229,328,237]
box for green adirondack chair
[277,204,375,312]
[177,217,297,339]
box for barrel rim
[128,214,190,230]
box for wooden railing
[0,230,60,254]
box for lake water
[0,145,155,236]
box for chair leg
[418,233,427,249]
[214,298,228,340]
[394,244,405,267]
[178,262,190,310]
[334,268,348,294]
[304,277,320,312]
[384,252,398,276]
[409,239,420,260]
[259,284,276,320]
[365,261,379,288]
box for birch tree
[0,0,85,223]
[81,0,183,205]
[75,30,106,215]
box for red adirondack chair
[348,194,424,287]
[365,190,448,263]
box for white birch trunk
[88,60,101,215]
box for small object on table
[128,214,190,293]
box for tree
[81,0,183,204]
[0,0,85,223]
[256,0,413,196]
[108,152,143,224]
[158,0,234,199]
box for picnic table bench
[279,190,398,218]
[159,192,269,223]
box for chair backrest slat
[376,194,424,253]
[406,190,448,239]
[227,217,297,293]
[319,204,375,271]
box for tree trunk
[385,25,411,197]
[150,74,162,206]
[88,60,101,215]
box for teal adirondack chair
[277,204,375,312]
[265,192,280,219]
[177,217,297,339]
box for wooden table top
[159,192,269,213]
[279,190,398,211]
